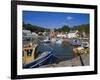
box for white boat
[56,39,63,44]
[41,37,51,43]
[42,39,51,43]
[81,41,89,48]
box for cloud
[67,16,73,20]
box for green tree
[71,24,89,34]
[61,25,70,32]
[23,22,50,33]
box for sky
[23,11,89,29]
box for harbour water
[23,37,89,68]
[35,41,74,61]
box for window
[27,49,33,56]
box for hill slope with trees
[23,22,89,34]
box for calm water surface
[36,42,74,61]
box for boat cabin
[22,43,37,65]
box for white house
[31,32,38,38]
[57,34,67,38]
[23,30,38,41]
[67,30,79,38]
[23,30,31,40]
[23,30,31,36]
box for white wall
[0,0,99,80]
[68,33,77,38]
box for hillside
[71,24,89,34]
[23,23,49,33]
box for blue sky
[23,11,89,29]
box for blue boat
[71,39,81,46]
[23,51,59,68]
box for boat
[71,39,81,46]
[22,42,38,65]
[41,37,51,43]
[56,39,63,44]
[42,39,51,43]
[73,41,89,55]
[23,51,59,68]
[81,41,89,48]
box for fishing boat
[22,43,38,65]
[73,41,89,55]
[23,51,59,68]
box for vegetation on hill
[23,22,89,34]
[55,24,89,34]
[23,22,49,33]
[71,24,89,34]
[55,25,70,32]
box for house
[23,30,31,41]
[57,33,67,38]
[23,30,31,36]
[67,30,79,38]
[23,30,38,41]
[31,32,38,38]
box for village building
[57,32,67,38]
[23,30,38,41]
[67,30,79,38]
